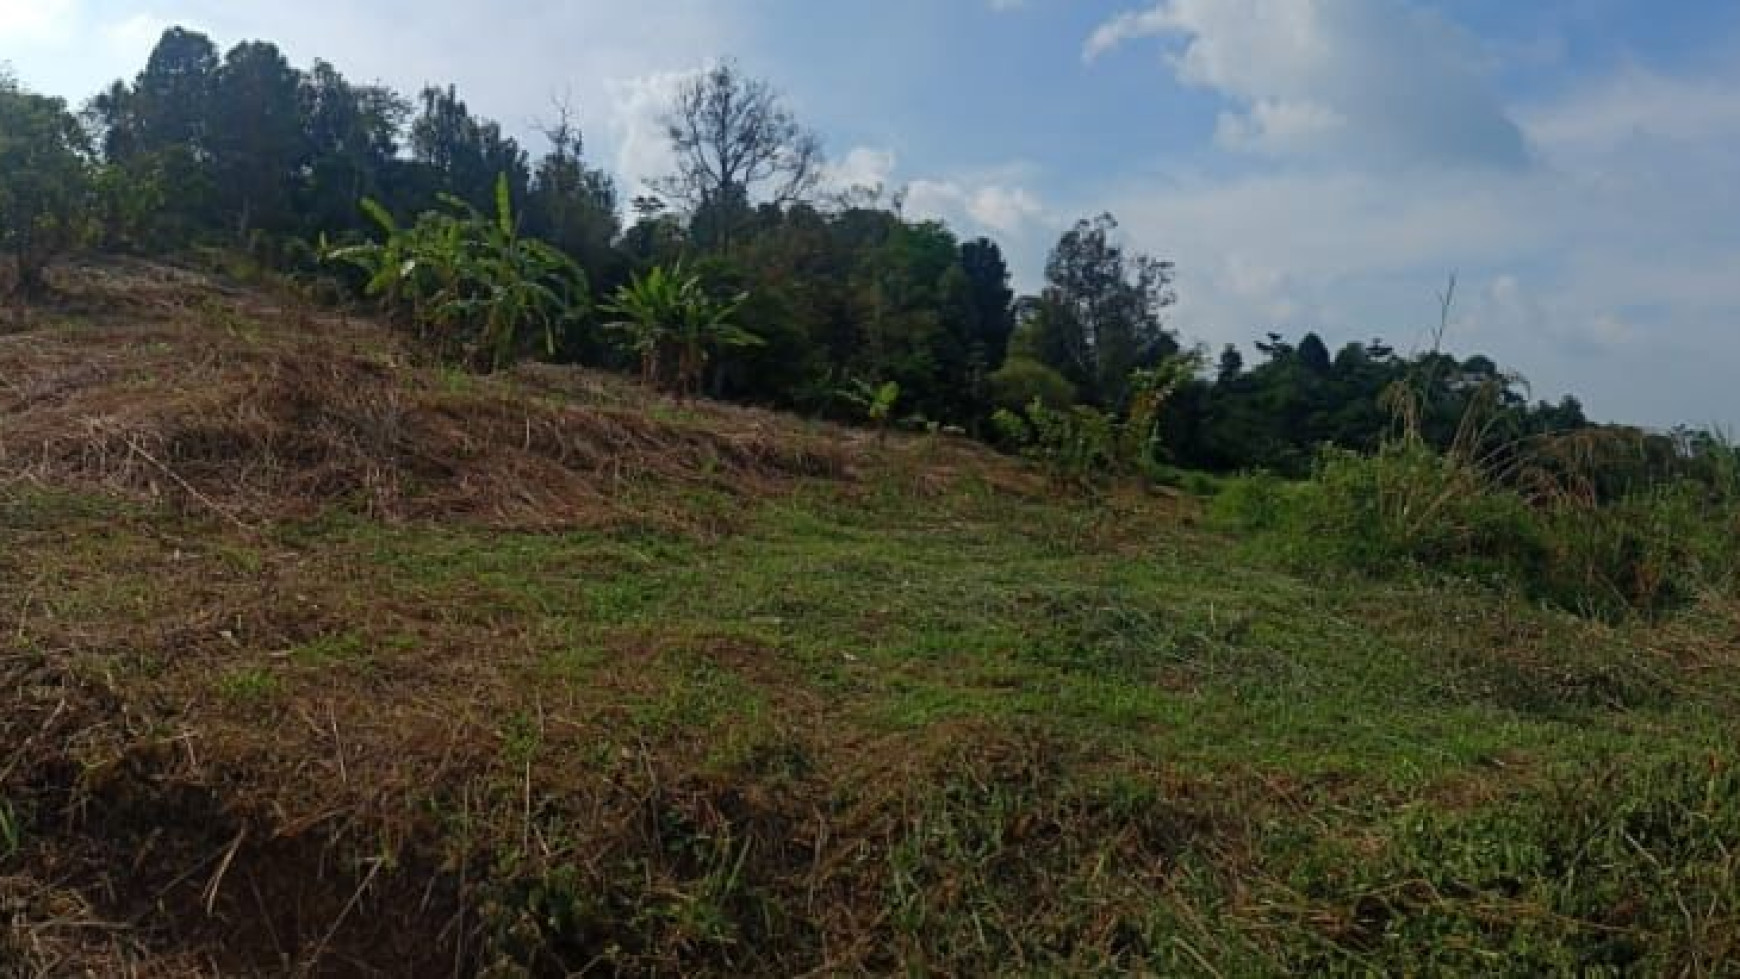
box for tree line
[0,28,1726,489]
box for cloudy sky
[4,0,1738,428]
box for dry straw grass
[0,258,1053,975]
[0,260,880,534]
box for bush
[0,76,95,297]
[1208,471,1292,531]
[988,356,1075,412]
[992,400,1116,487]
[1215,442,1739,620]
[1536,483,1740,618]
[324,174,588,372]
[1288,444,1544,581]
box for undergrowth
[1213,440,1740,621]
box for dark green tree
[1029,213,1179,407]
[409,85,529,213]
[958,237,1016,374]
[524,102,622,290]
[297,60,408,237]
[86,27,221,243]
[0,74,94,296]
[208,41,305,240]
[1298,332,1332,374]
[114,27,218,154]
[1216,344,1244,383]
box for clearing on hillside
[2,262,1738,976]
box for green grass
[214,667,283,703]
[6,480,1739,975]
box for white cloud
[824,146,899,195]
[965,184,1045,233]
[1086,0,1529,168]
[1520,64,1740,155]
[0,0,78,43]
[1089,65,1740,426]
[1074,0,1740,426]
[604,67,706,197]
[905,164,1049,236]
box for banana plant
[323,173,587,371]
[436,175,588,370]
[602,262,758,396]
[840,379,902,442]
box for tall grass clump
[1261,751,1740,974]
[1213,383,1740,621]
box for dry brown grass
[1,259,1032,538]
[0,259,1074,976]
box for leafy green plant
[324,173,588,371]
[840,379,902,441]
[602,262,758,396]
[1119,350,1204,469]
[993,355,1200,487]
[0,76,95,297]
[993,399,1117,487]
[987,356,1075,412]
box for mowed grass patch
[4,478,1739,974]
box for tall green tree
[297,60,408,237]
[409,85,529,213]
[110,27,218,155]
[0,74,94,296]
[959,237,1016,374]
[86,27,221,243]
[524,102,621,289]
[208,41,305,240]
[1029,214,1179,407]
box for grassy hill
[3,262,1738,976]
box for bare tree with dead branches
[656,60,823,247]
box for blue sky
[3,0,1739,428]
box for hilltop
[2,263,1737,976]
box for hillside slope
[3,262,1738,977]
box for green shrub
[1217,441,1739,620]
[1289,444,1544,580]
[1208,471,1292,530]
[1536,483,1740,618]
[992,399,1116,487]
[992,356,1202,488]
[602,261,757,396]
[988,356,1075,412]
[324,174,589,371]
